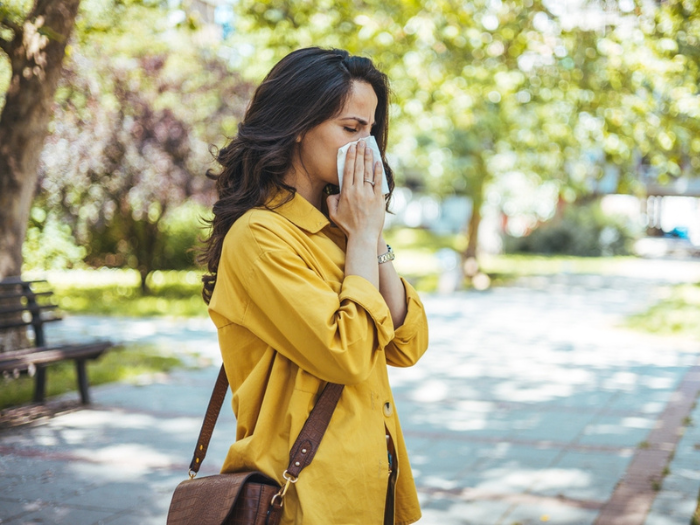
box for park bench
[0,277,113,404]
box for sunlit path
[1,271,699,524]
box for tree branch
[0,36,10,56]
[0,16,22,36]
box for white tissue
[336,135,390,195]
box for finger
[343,144,357,191]
[326,193,339,218]
[364,142,374,187]
[373,161,383,196]
[353,140,366,187]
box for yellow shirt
[208,190,429,525]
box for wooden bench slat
[0,278,47,287]
[0,342,113,371]
[0,279,114,405]
[0,290,53,300]
[0,304,59,316]
[0,316,63,331]
[0,343,112,359]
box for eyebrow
[340,117,375,127]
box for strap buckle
[270,470,298,508]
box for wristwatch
[377,244,395,264]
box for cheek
[301,134,340,180]
[318,131,345,167]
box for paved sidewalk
[1,270,700,524]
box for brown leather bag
[167,366,343,525]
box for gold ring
[363,179,375,186]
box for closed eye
[344,127,358,133]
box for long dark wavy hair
[199,47,394,304]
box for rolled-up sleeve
[385,278,429,368]
[223,221,395,385]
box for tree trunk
[465,172,486,260]
[0,0,82,280]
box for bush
[24,201,211,274]
[23,208,87,272]
[158,201,212,270]
[504,202,634,257]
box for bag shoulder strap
[188,364,344,479]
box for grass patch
[28,268,209,318]
[384,228,462,289]
[626,283,700,339]
[384,228,634,292]
[25,230,640,306]
[479,253,638,282]
[693,501,700,525]
[0,344,183,409]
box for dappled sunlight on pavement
[1,269,700,524]
[387,274,700,524]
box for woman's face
[295,80,378,187]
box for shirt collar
[265,190,331,234]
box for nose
[359,130,371,140]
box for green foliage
[230,0,576,193]
[31,1,251,283]
[225,0,633,257]
[563,0,700,189]
[6,0,699,275]
[504,202,635,257]
[0,344,183,409]
[22,206,87,271]
[158,201,212,270]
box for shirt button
[383,402,393,417]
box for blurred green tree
[559,0,699,195]
[624,0,700,186]
[228,0,577,268]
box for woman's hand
[327,140,385,244]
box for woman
[201,47,429,525]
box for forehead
[338,81,378,122]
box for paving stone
[647,490,687,514]
[530,449,631,502]
[13,504,116,524]
[655,473,700,499]
[0,460,84,503]
[577,414,657,448]
[419,497,513,525]
[503,502,600,524]
[509,411,597,443]
[0,497,47,522]
[60,481,158,511]
[412,440,482,482]
[456,445,562,495]
[644,511,693,525]
[101,512,166,525]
